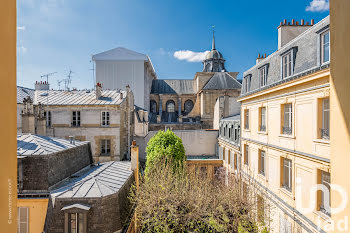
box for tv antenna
[57,80,63,90]
[40,72,57,85]
[89,59,95,90]
[64,69,74,91]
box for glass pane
[78,214,84,233]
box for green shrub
[145,130,185,175]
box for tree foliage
[145,130,185,175]
[130,159,272,233]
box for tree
[145,129,185,175]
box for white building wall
[95,60,146,109]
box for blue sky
[17,0,329,90]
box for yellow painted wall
[239,71,331,232]
[0,0,17,232]
[330,0,350,231]
[17,198,49,233]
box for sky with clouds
[17,0,329,90]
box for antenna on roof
[57,80,63,90]
[89,59,96,90]
[40,72,57,105]
[64,69,74,91]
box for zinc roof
[17,134,88,156]
[17,86,35,104]
[34,90,126,106]
[51,161,132,198]
[151,79,194,94]
[203,72,241,90]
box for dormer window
[321,31,330,64]
[244,75,252,92]
[282,52,292,79]
[259,65,268,87]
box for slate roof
[151,79,194,94]
[17,134,88,156]
[241,16,330,96]
[17,86,35,104]
[221,114,241,122]
[34,90,126,106]
[203,72,242,90]
[51,161,132,198]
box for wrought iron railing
[259,125,266,132]
[320,128,330,140]
[282,126,292,135]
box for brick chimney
[96,82,102,100]
[278,19,314,49]
[35,81,50,90]
[21,97,35,134]
[256,53,267,64]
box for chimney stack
[278,18,314,49]
[35,103,46,136]
[96,82,102,100]
[35,81,50,90]
[21,97,35,134]
[256,53,267,64]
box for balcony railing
[259,125,266,132]
[320,128,330,140]
[282,126,292,135]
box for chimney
[69,136,75,145]
[21,97,35,134]
[96,82,102,100]
[35,81,50,90]
[278,19,314,49]
[256,53,267,64]
[35,103,46,135]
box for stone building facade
[148,36,241,130]
[238,17,331,233]
[17,83,134,162]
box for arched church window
[184,100,194,113]
[166,100,175,113]
[150,100,157,113]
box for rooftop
[203,72,241,90]
[17,86,35,104]
[17,134,88,157]
[51,161,132,198]
[151,79,194,94]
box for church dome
[205,49,223,60]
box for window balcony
[320,128,330,140]
[282,126,292,135]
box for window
[223,148,225,161]
[259,107,266,132]
[234,128,238,141]
[282,52,292,79]
[282,103,292,135]
[101,111,110,126]
[321,31,330,64]
[150,100,157,113]
[166,100,175,113]
[228,150,231,165]
[228,127,231,139]
[17,207,28,233]
[320,98,330,140]
[259,150,266,176]
[234,153,238,170]
[184,100,194,113]
[244,75,251,92]
[68,213,85,233]
[72,111,81,127]
[319,171,331,216]
[244,145,249,165]
[244,109,249,130]
[100,139,111,156]
[282,158,292,192]
[44,111,51,127]
[259,66,268,87]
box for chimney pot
[311,19,314,25]
[283,19,287,25]
[258,53,261,58]
[264,53,266,58]
[301,19,304,25]
[296,21,299,26]
[291,19,295,25]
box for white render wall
[96,60,148,110]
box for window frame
[321,30,330,64]
[100,139,111,156]
[44,110,51,127]
[259,150,266,176]
[101,111,110,127]
[17,207,29,233]
[259,107,266,132]
[244,144,249,165]
[166,100,175,113]
[282,103,293,135]
[319,170,331,216]
[244,109,250,130]
[282,158,292,192]
[184,99,194,113]
[72,111,81,127]
[244,75,252,92]
[320,97,330,140]
[259,65,268,88]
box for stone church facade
[148,35,241,129]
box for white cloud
[17,26,26,30]
[173,50,209,62]
[306,0,329,12]
[17,46,27,53]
